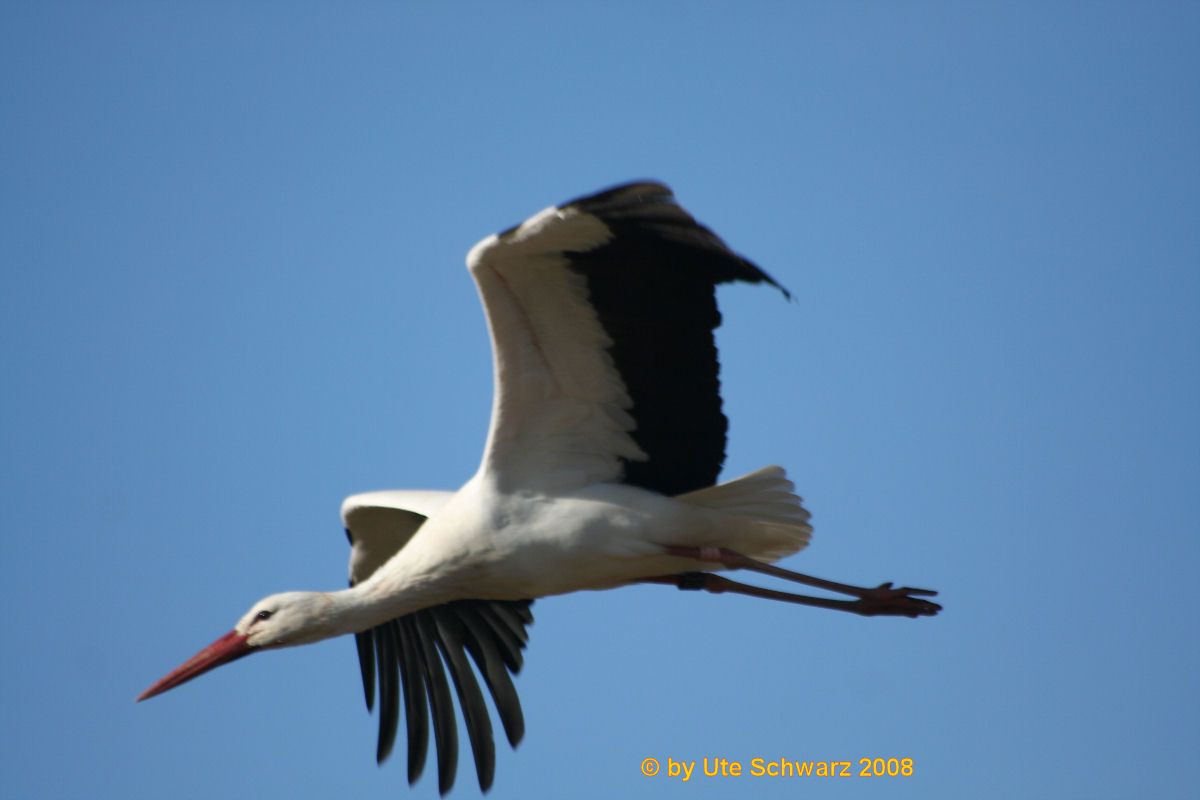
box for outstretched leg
[643,546,941,618]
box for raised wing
[342,490,455,585]
[343,492,533,794]
[466,181,788,496]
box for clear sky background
[2,3,1197,799]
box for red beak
[137,629,254,702]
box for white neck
[334,563,470,636]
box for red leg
[653,546,941,618]
[639,572,940,617]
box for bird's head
[137,591,338,702]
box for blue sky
[2,3,1197,798]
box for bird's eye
[255,610,273,621]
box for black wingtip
[374,624,399,764]
[354,599,535,792]
[559,180,673,213]
[432,607,497,792]
[454,604,526,748]
[353,629,375,713]
[398,617,430,785]
[413,613,459,796]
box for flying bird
[139,181,940,793]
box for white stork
[139,181,940,793]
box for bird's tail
[675,466,813,562]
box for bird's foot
[849,583,941,618]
